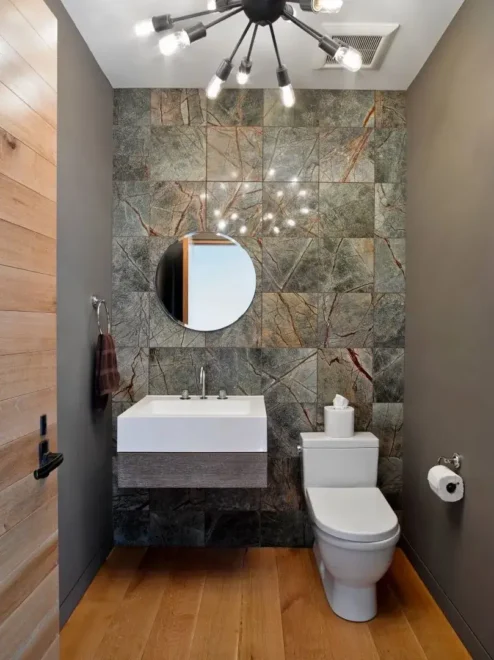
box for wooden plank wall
[0,0,59,658]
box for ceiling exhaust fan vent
[316,23,400,70]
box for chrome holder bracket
[437,453,462,470]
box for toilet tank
[300,432,379,489]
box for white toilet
[300,431,400,623]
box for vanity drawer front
[118,452,268,488]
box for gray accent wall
[405,0,494,657]
[45,0,115,626]
[112,89,407,548]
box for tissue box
[324,406,355,438]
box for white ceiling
[60,0,464,90]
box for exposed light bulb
[134,19,155,38]
[236,57,252,86]
[313,0,343,12]
[207,0,217,9]
[335,46,363,72]
[218,220,227,230]
[237,70,250,85]
[206,75,223,99]
[280,84,296,108]
[159,30,190,56]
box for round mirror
[155,232,256,332]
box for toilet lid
[306,487,399,543]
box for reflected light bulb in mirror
[206,75,224,99]
[207,0,217,9]
[159,30,190,56]
[301,207,309,215]
[134,19,155,37]
[280,84,296,108]
[287,219,296,227]
[273,226,280,235]
[335,46,363,72]
[313,0,343,12]
[239,225,247,235]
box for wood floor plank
[0,311,56,356]
[0,218,56,275]
[0,173,56,238]
[0,128,56,201]
[93,549,173,660]
[0,350,56,402]
[189,549,246,660]
[61,547,147,660]
[0,386,56,447]
[239,548,285,660]
[0,36,56,128]
[0,568,58,660]
[0,264,56,313]
[142,548,207,660]
[0,0,57,90]
[389,550,470,660]
[368,579,428,660]
[0,81,56,163]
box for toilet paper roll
[324,406,355,438]
[427,465,464,502]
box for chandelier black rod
[228,20,254,62]
[268,24,283,68]
[172,9,220,23]
[282,8,323,40]
[246,23,259,61]
[204,7,244,30]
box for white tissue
[333,394,349,409]
[427,465,464,503]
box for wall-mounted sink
[117,395,267,489]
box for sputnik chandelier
[135,0,363,107]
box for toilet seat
[306,487,399,543]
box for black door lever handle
[34,450,64,480]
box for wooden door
[0,0,59,658]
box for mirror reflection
[155,232,256,332]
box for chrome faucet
[200,366,207,399]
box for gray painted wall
[45,0,115,626]
[405,0,494,657]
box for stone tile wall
[112,88,406,547]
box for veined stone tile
[148,237,175,286]
[263,182,318,237]
[373,348,404,403]
[113,126,150,181]
[320,238,374,293]
[260,458,304,512]
[150,182,206,236]
[374,293,405,347]
[114,510,149,546]
[113,89,151,126]
[149,488,206,512]
[207,126,263,181]
[205,489,260,511]
[262,293,318,348]
[318,348,373,406]
[150,126,206,181]
[263,238,320,293]
[151,89,206,126]
[375,183,406,238]
[150,511,205,547]
[205,512,260,547]
[207,89,263,126]
[112,291,149,348]
[113,348,149,403]
[375,237,406,293]
[262,348,317,405]
[319,128,374,183]
[320,183,374,238]
[318,90,375,128]
[206,182,263,236]
[205,348,263,395]
[375,91,406,128]
[113,181,151,237]
[372,403,404,457]
[378,457,402,509]
[375,129,407,183]
[318,293,373,348]
[112,237,150,293]
[267,401,316,457]
[149,348,207,396]
[205,293,261,348]
[263,89,320,127]
[264,127,319,182]
[238,237,262,291]
[149,293,205,348]
[260,511,307,547]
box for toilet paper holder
[437,453,462,470]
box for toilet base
[313,542,377,623]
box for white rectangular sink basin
[118,395,267,453]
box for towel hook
[91,295,111,335]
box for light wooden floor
[61,547,470,660]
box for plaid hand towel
[95,333,120,396]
